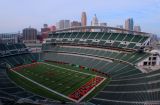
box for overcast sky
[0,0,160,35]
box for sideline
[42,62,106,102]
[43,62,97,77]
[10,62,106,103]
[10,69,78,103]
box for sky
[0,0,160,35]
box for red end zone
[68,76,105,101]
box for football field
[9,62,107,102]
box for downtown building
[56,20,70,30]
[0,33,19,44]
[81,12,87,32]
[23,27,37,43]
[91,14,100,32]
[71,21,81,28]
[23,27,43,53]
[41,24,56,40]
[71,21,81,32]
[125,18,134,33]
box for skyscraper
[57,20,64,30]
[23,27,37,42]
[125,18,134,33]
[91,14,99,32]
[81,12,87,31]
[43,24,48,28]
[71,21,81,28]
[134,25,141,32]
[57,20,70,30]
[64,20,70,29]
[0,33,19,44]
[41,24,56,40]
[91,14,99,26]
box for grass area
[7,70,69,102]
[7,62,110,102]
[46,61,103,76]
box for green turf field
[7,62,109,103]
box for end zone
[68,76,106,103]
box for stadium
[0,26,160,105]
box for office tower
[134,25,141,32]
[56,20,64,30]
[91,14,99,32]
[41,24,50,33]
[59,20,64,30]
[91,14,99,26]
[23,27,37,42]
[57,20,70,30]
[81,12,87,32]
[41,24,56,39]
[71,21,81,28]
[125,18,134,33]
[43,24,48,28]
[0,33,19,44]
[64,20,70,29]
[70,21,81,32]
[81,12,87,26]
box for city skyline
[0,0,160,35]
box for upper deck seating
[48,32,149,50]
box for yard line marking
[11,62,107,103]
[43,62,97,77]
[43,62,107,102]
[10,69,78,103]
